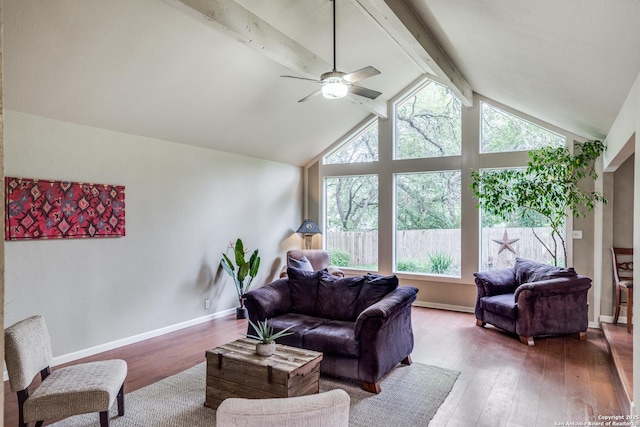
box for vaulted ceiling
[5,0,640,166]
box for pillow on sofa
[288,267,325,314]
[288,255,314,272]
[315,273,366,321]
[355,273,399,314]
[514,257,576,284]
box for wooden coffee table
[205,338,323,409]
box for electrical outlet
[572,230,583,239]
[205,299,210,309]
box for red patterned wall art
[5,177,125,240]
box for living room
[2,1,640,426]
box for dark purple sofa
[243,268,418,393]
[474,257,592,346]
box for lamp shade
[296,219,322,235]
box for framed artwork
[5,177,125,240]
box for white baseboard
[3,308,236,381]
[413,300,475,313]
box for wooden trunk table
[205,337,323,409]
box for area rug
[50,362,459,427]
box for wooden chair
[611,247,634,333]
[4,315,128,427]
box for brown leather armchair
[280,249,344,278]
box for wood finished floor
[3,308,623,426]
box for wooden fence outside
[327,227,562,270]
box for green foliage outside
[471,140,607,266]
[481,102,565,153]
[329,249,350,267]
[396,252,455,275]
[324,121,378,164]
[396,80,462,159]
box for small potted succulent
[247,319,294,356]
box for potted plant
[471,139,606,266]
[247,319,294,356]
[220,238,261,319]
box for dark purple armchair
[243,268,418,393]
[474,258,592,346]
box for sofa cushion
[303,320,359,357]
[355,274,399,315]
[288,255,314,272]
[514,257,576,285]
[315,274,366,321]
[287,267,325,315]
[480,294,517,319]
[269,313,328,348]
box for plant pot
[256,342,276,356]
[236,306,248,319]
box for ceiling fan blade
[298,90,321,103]
[343,66,381,83]
[281,75,322,83]
[349,85,382,100]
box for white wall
[604,68,640,413]
[4,111,303,360]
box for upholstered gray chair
[216,389,350,427]
[279,249,345,278]
[4,315,128,427]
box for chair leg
[100,411,109,427]
[117,384,125,416]
[627,288,633,334]
[614,288,622,324]
[17,390,28,427]
[476,318,485,327]
[519,336,535,346]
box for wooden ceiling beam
[351,0,473,107]
[170,0,388,118]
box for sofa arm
[514,275,592,301]
[243,278,292,320]
[354,286,418,339]
[474,268,518,297]
[514,275,592,338]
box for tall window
[395,171,461,276]
[324,121,378,164]
[479,104,566,270]
[391,80,462,275]
[324,175,378,270]
[481,102,564,153]
[395,80,461,159]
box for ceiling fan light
[322,82,348,99]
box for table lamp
[296,219,322,249]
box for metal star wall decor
[492,230,519,254]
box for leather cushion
[303,320,359,357]
[287,267,324,315]
[315,274,365,321]
[514,257,576,285]
[268,313,328,348]
[355,273,398,315]
[480,293,517,319]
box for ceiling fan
[281,0,382,103]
